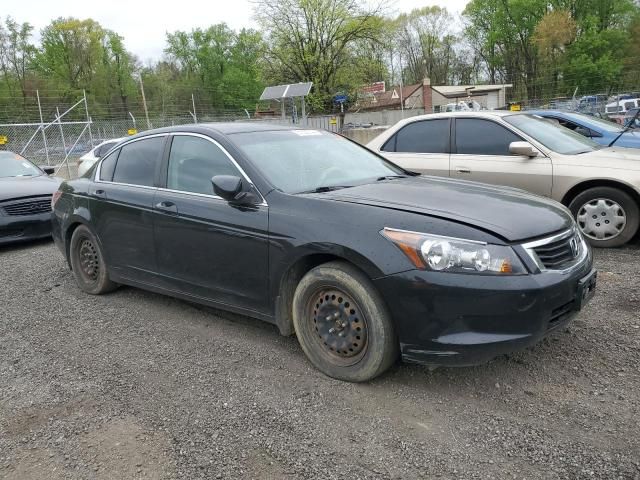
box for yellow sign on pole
[0,135,8,145]
[127,129,137,135]
[509,103,521,112]
[329,117,337,126]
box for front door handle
[155,200,178,215]
[455,167,472,174]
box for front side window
[112,137,165,187]
[455,118,522,155]
[384,119,450,154]
[166,135,240,195]
[505,114,600,155]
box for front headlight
[381,227,527,275]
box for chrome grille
[523,229,586,272]
[1,198,52,216]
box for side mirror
[212,175,243,201]
[42,166,55,175]
[509,141,538,157]
[212,175,260,205]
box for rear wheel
[569,187,639,248]
[69,225,117,294]
[292,261,398,382]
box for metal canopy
[260,82,313,101]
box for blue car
[529,110,640,149]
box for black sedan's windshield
[230,129,406,194]
[0,152,43,178]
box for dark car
[51,124,596,382]
[0,151,61,245]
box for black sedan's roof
[131,122,299,139]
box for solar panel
[260,82,313,100]
[260,85,288,101]
[285,82,313,97]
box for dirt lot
[0,240,639,480]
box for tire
[292,261,398,382]
[69,225,117,295]
[568,187,639,248]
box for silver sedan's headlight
[381,228,527,275]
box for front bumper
[0,211,53,246]
[374,259,595,367]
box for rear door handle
[91,188,107,199]
[455,167,471,174]
[155,200,178,215]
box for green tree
[0,17,35,101]
[255,0,386,109]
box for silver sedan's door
[450,117,553,197]
[376,118,451,177]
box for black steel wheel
[69,225,117,295]
[307,288,369,366]
[293,261,398,382]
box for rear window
[112,137,165,187]
[383,119,450,153]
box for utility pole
[139,74,151,130]
[36,90,50,166]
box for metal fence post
[36,90,50,166]
[83,90,94,147]
[56,106,72,178]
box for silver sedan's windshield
[0,152,42,178]
[505,114,601,155]
[231,129,406,194]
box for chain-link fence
[0,92,343,179]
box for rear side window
[99,150,119,181]
[383,120,449,153]
[112,137,165,187]
[455,119,522,155]
[96,141,118,158]
[166,135,240,195]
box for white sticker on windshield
[22,162,32,168]
[293,130,323,136]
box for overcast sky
[4,0,470,63]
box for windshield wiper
[295,185,353,194]
[609,108,640,147]
[376,175,408,181]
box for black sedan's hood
[318,176,573,242]
[0,175,62,202]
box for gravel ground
[0,239,639,480]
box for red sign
[361,82,385,94]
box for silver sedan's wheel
[576,198,626,241]
[569,186,639,248]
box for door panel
[451,118,552,197]
[381,152,450,177]
[90,183,158,280]
[153,192,269,312]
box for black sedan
[51,124,596,382]
[0,151,61,245]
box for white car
[77,138,126,177]
[368,111,640,247]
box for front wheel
[292,261,398,382]
[569,187,639,248]
[69,225,117,295]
